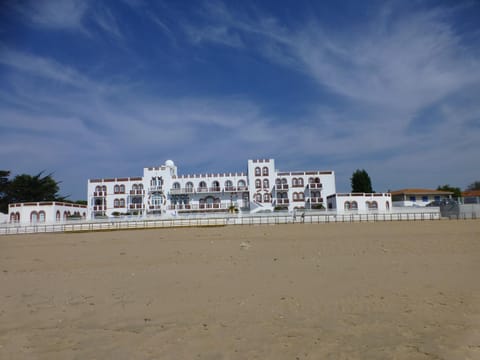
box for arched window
[56,211,61,221]
[212,181,220,191]
[30,211,38,223]
[255,179,261,189]
[293,192,299,200]
[132,184,138,190]
[276,178,281,186]
[120,199,125,207]
[255,167,261,176]
[344,201,351,210]
[199,181,207,191]
[38,211,46,222]
[63,211,68,220]
[366,201,371,208]
[114,199,120,208]
[138,184,143,190]
[186,182,194,192]
[298,178,304,186]
[16,212,20,222]
[95,185,102,192]
[292,178,298,186]
[10,213,16,223]
[102,185,107,192]
[119,184,125,193]
[315,177,321,183]
[262,167,269,176]
[82,212,86,218]
[237,180,246,189]
[371,201,378,209]
[308,177,314,184]
[114,185,120,193]
[255,193,262,202]
[351,201,358,210]
[281,178,288,185]
[264,193,270,202]
[386,201,390,210]
[225,180,233,190]
[173,182,180,189]
[299,192,305,200]
[263,179,269,189]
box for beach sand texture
[1,221,479,359]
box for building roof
[390,188,453,196]
[462,190,480,197]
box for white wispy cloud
[15,0,89,31]
[0,48,97,90]
[92,5,125,41]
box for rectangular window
[409,196,416,202]
[422,196,428,202]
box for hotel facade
[87,159,336,218]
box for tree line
[350,169,479,197]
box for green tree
[437,184,461,199]
[466,181,480,191]
[0,170,11,213]
[4,172,67,204]
[351,169,373,193]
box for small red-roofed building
[390,189,453,207]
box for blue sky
[1,0,479,200]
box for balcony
[168,203,228,211]
[275,184,289,191]
[149,186,162,192]
[237,186,249,192]
[276,198,290,205]
[309,183,323,189]
[93,205,105,211]
[129,190,144,195]
[93,191,106,197]
[310,197,324,203]
[196,187,222,193]
[129,204,144,209]
[170,188,194,195]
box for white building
[87,159,336,218]
[327,193,392,213]
[8,201,87,224]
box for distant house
[327,193,392,212]
[391,189,452,207]
[462,190,480,204]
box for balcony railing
[275,184,289,190]
[129,204,144,209]
[93,205,105,211]
[197,187,222,193]
[149,186,162,192]
[277,198,290,204]
[309,183,323,189]
[129,190,144,195]
[168,203,228,211]
[292,184,305,188]
[93,191,106,197]
[310,197,324,203]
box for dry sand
[1,220,479,359]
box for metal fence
[0,209,454,236]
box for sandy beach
[1,220,479,359]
